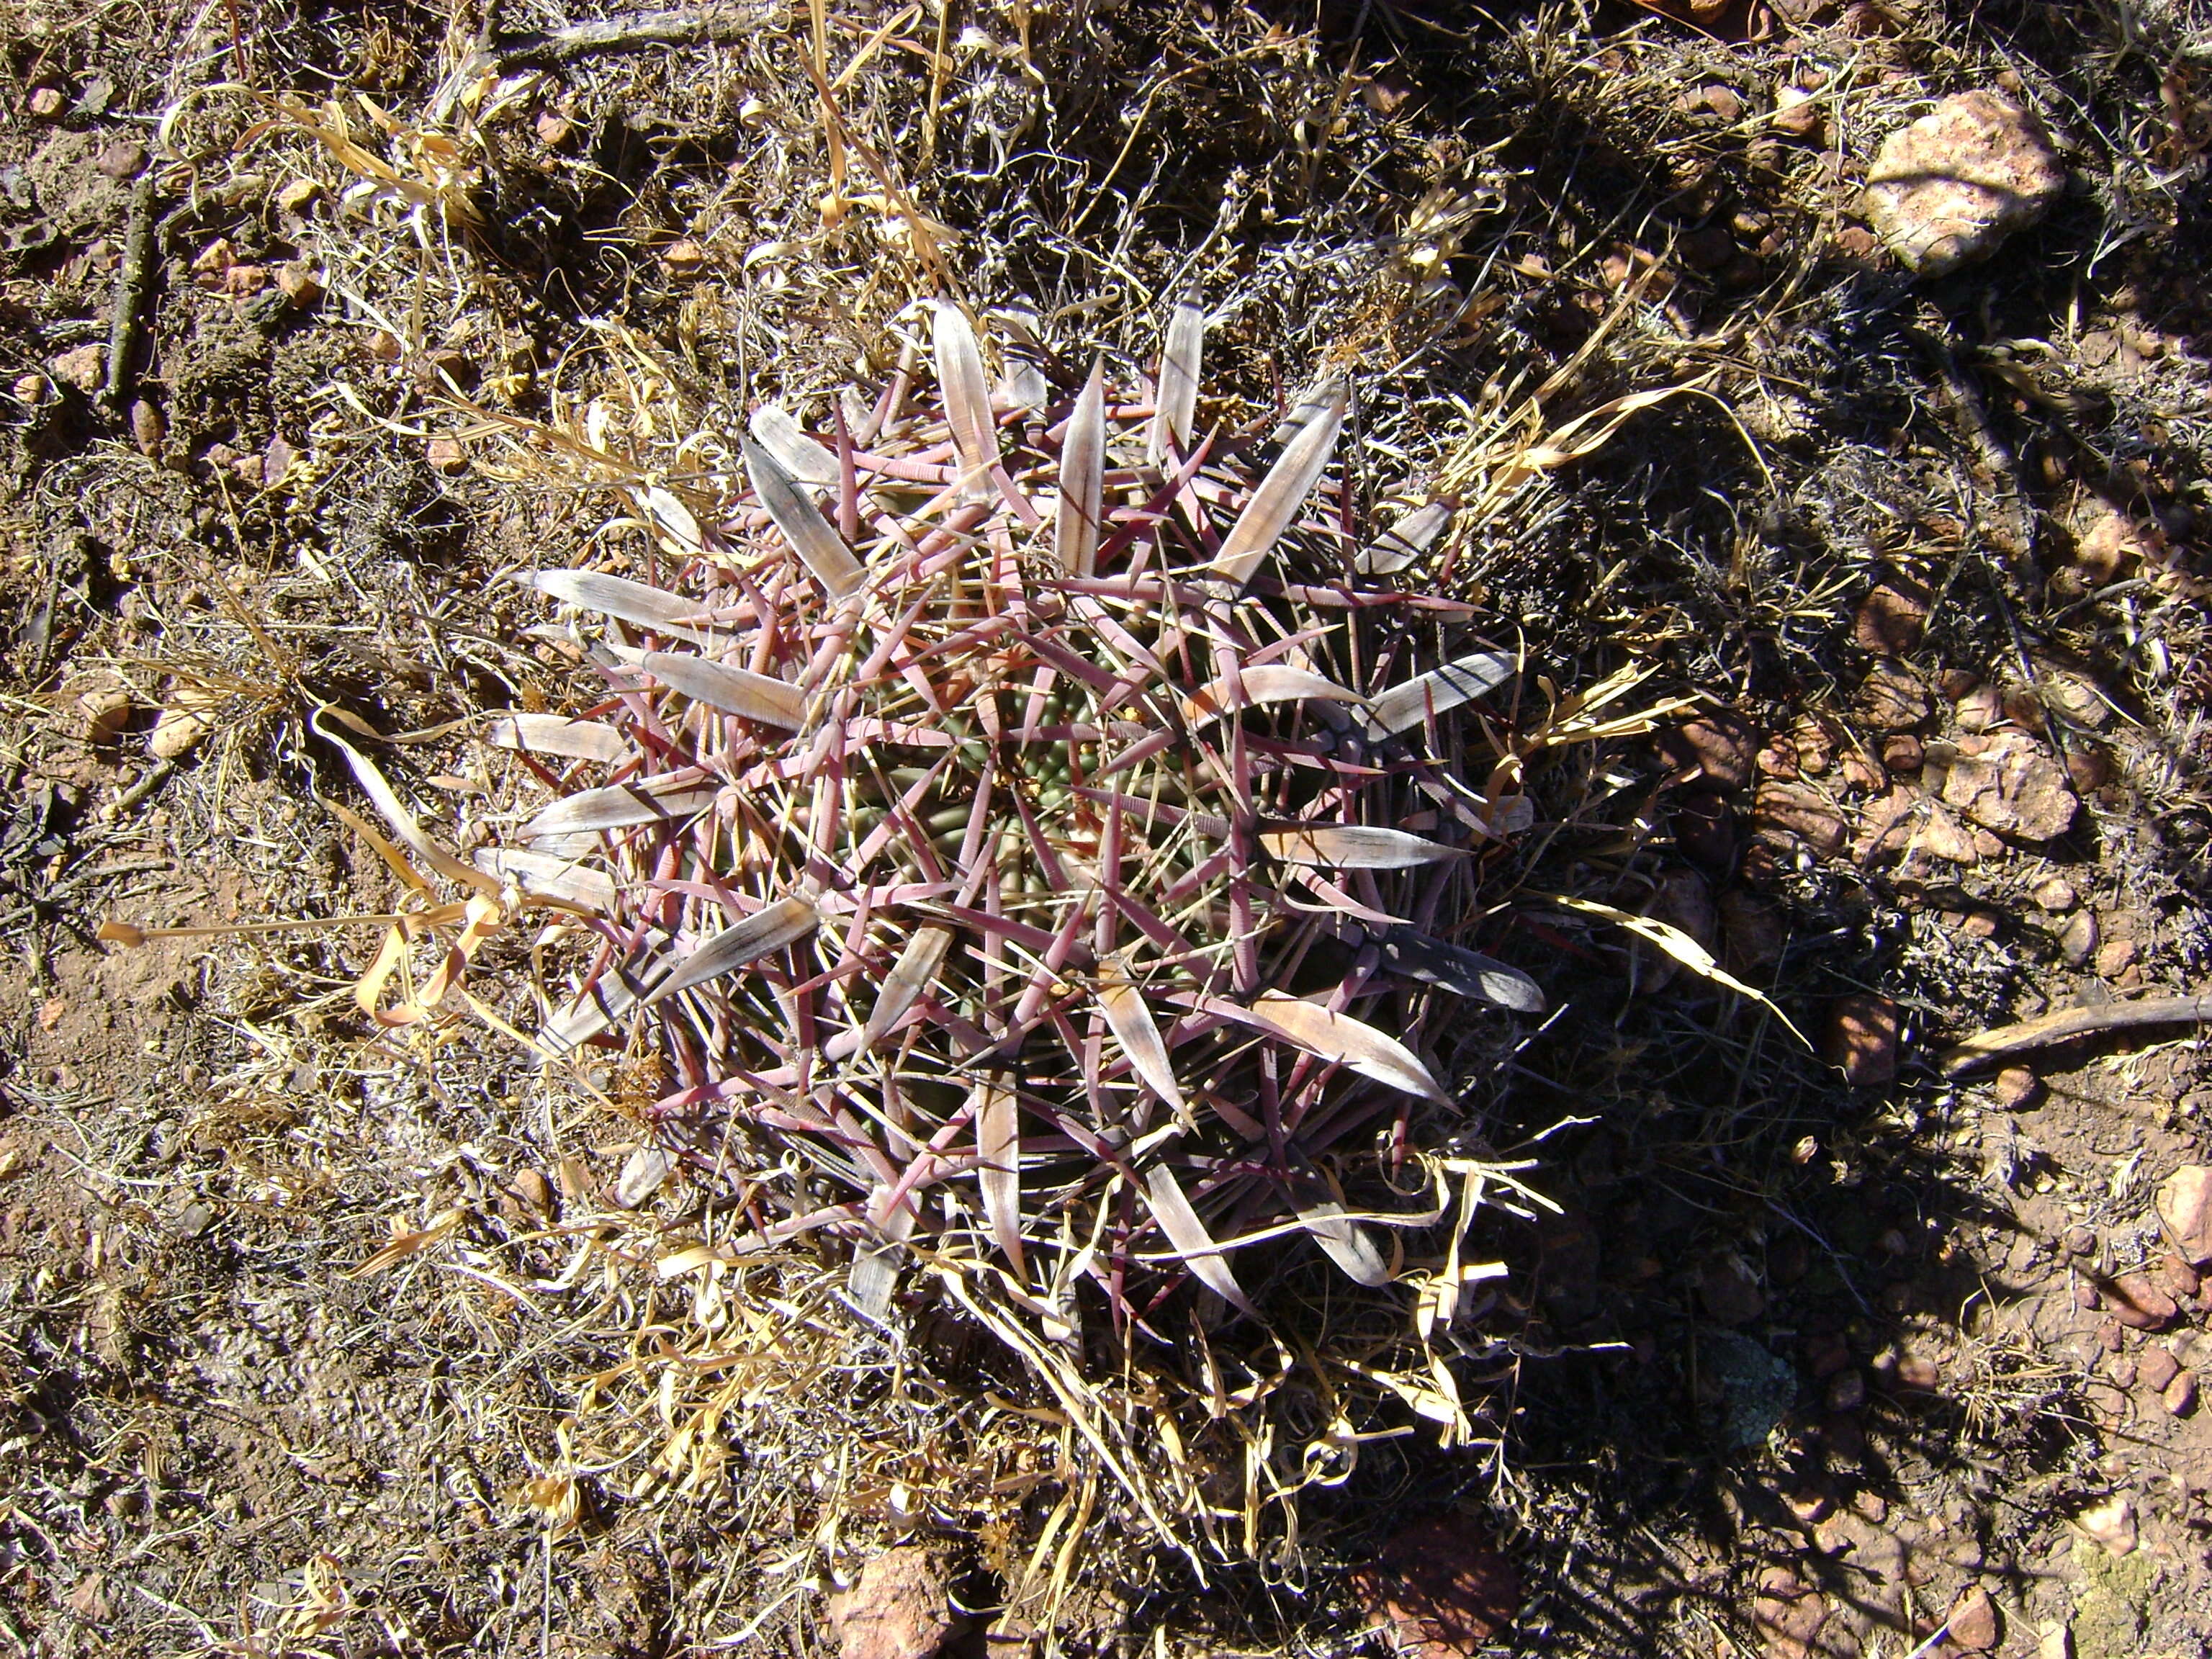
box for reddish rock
[1947,1585,2000,1651]
[1349,1516,1521,1658]
[1699,1255,1766,1326]
[1855,581,1932,655]
[1755,778,1848,857]
[2031,874,2079,912]
[2103,1272,2177,1331]
[2065,741,2113,795]
[1825,994,1899,1085]
[1662,712,1758,790]
[1750,1566,1828,1659]
[2155,1165,2212,1266]
[1990,1066,2040,1108]
[825,1548,964,1659]
[1924,732,2079,840]
[2164,1370,2197,1416]
[2137,1346,2180,1394]
[50,343,106,394]
[1858,660,1933,729]
[1881,733,1924,773]
[2154,1251,2200,1300]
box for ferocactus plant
[485,300,1542,1335]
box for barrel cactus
[483,299,1542,1344]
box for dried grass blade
[1356,500,1455,576]
[932,302,999,500]
[1208,382,1348,590]
[861,924,954,1052]
[743,438,867,598]
[1096,961,1188,1123]
[1177,665,1366,727]
[473,848,619,913]
[1057,361,1106,577]
[747,403,840,486]
[975,1078,1026,1279]
[1375,927,1545,1013]
[1148,298,1204,465]
[1226,990,1450,1105]
[1143,1166,1255,1316]
[647,895,819,1003]
[533,570,712,641]
[483,712,629,763]
[1259,825,1471,869]
[1296,1196,1390,1286]
[1367,650,1515,739]
[1555,895,1810,1046]
[311,709,498,896]
[642,650,807,730]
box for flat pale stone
[1863,91,2064,276]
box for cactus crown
[491,299,1540,1339]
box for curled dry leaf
[744,439,867,598]
[533,569,715,642]
[1056,361,1106,577]
[1145,1165,1256,1315]
[861,924,955,1053]
[974,1078,1025,1280]
[642,649,809,730]
[1222,991,1452,1105]
[1367,651,1515,738]
[1178,665,1366,727]
[613,1143,678,1208]
[1557,895,1809,1046]
[473,847,618,912]
[1357,500,1455,576]
[523,776,720,840]
[1296,1194,1391,1286]
[1096,957,1190,1122]
[1372,927,1546,1013]
[1148,297,1205,464]
[1208,383,1349,590]
[1261,824,1470,869]
[932,302,999,500]
[747,403,840,485]
[484,712,629,763]
[645,895,819,1004]
[349,1205,467,1277]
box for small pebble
[2062,1224,2096,1256]
[2031,874,2079,911]
[2137,1346,2179,1393]
[2074,1493,2136,1555]
[1948,1585,2000,1651]
[28,86,66,118]
[1896,1355,1940,1393]
[1827,1370,1867,1412]
[2163,1370,2196,1416]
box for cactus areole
[490,301,1542,1331]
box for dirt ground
[4,0,2212,1654]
